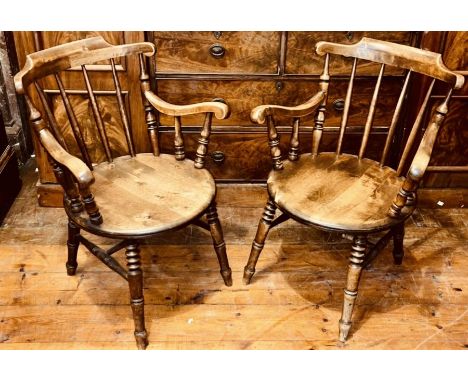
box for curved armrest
[250,91,325,124]
[38,129,94,187]
[408,97,451,181]
[144,90,230,119]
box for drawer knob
[211,151,225,163]
[213,31,222,39]
[333,98,345,111]
[345,31,354,41]
[209,43,225,59]
[275,81,283,92]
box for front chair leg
[243,198,277,285]
[125,242,148,350]
[66,220,80,276]
[339,235,367,342]
[206,202,232,286]
[391,222,405,265]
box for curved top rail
[316,37,464,89]
[15,36,156,93]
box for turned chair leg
[391,222,405,265]
[125,242,148,350]
[66,220,80,276]
[339,235,367,342]
[206,202,232,287]
[243,198,277,285]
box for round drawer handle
[333,98,345,111]
[209,43,225,59]
[211,151,225,163]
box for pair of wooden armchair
[14,36,464,349]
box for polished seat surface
[268,153,413,232]
[68,153,215,237]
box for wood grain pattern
[0,164,467,350]
[286,32,413,75]
[69,153,215,237]
[268,153,412,232]
[152,32,281,74]
[156,79,403,128]
[159,129,388,181]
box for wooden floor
[0,160,467,350]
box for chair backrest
[14,36,156,168]
[311,37,464,178]
[309,38,464,218]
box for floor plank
[0,159,467,349]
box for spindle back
[15,36,155,168]
[311,37,464,176]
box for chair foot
[338,319,352,342]
[66,220,80,276]
[206,202,232,287]
[242,267,255,285]
[338,235,367,342]
[243,199,277,285]
[221,269,233,287]
[134,330,149,350]
[392,222,405,265]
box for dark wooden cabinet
[0,111,21,222]
[12,31,467,206]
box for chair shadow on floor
[248,214,464,345]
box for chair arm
[408,98,450,181]
[144,90,230,119]
[38,128,94,188]
[250,91,325,124]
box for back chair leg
[243,198,277,285]
[125,242,148,350]
[206,202,232,287]
[391,222,405,265]
[339,235,367,342]
[66,220,80,276]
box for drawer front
[152,32,281,74]
[159,130,388,181]
[157,78,404,128]
[286,32,413,75]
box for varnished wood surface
[151,32,281,74]
[316,38,464,89]
[156,78,404,128]
[69,154,215,238]
[286,32,413,75]
[268,154,413,232]
[0,161,466,349]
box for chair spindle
[34,82,69,150]
[110,58,135,157]
[55,74,93,168]
[380,70,412,167]
[194,112,213,169]
[174,116,185,160]
[312,53,330,157]
[396,78,435,176]
[359,63,385,159]
[81,65,113,163]
[139,54,159,156]
[336,57,357,155]
[267,114,283,170]
[288,117,300,161]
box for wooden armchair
[243,38,464,342]
[14,37,232,349]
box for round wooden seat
[67,153,215,238]
[268,153,414,232]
